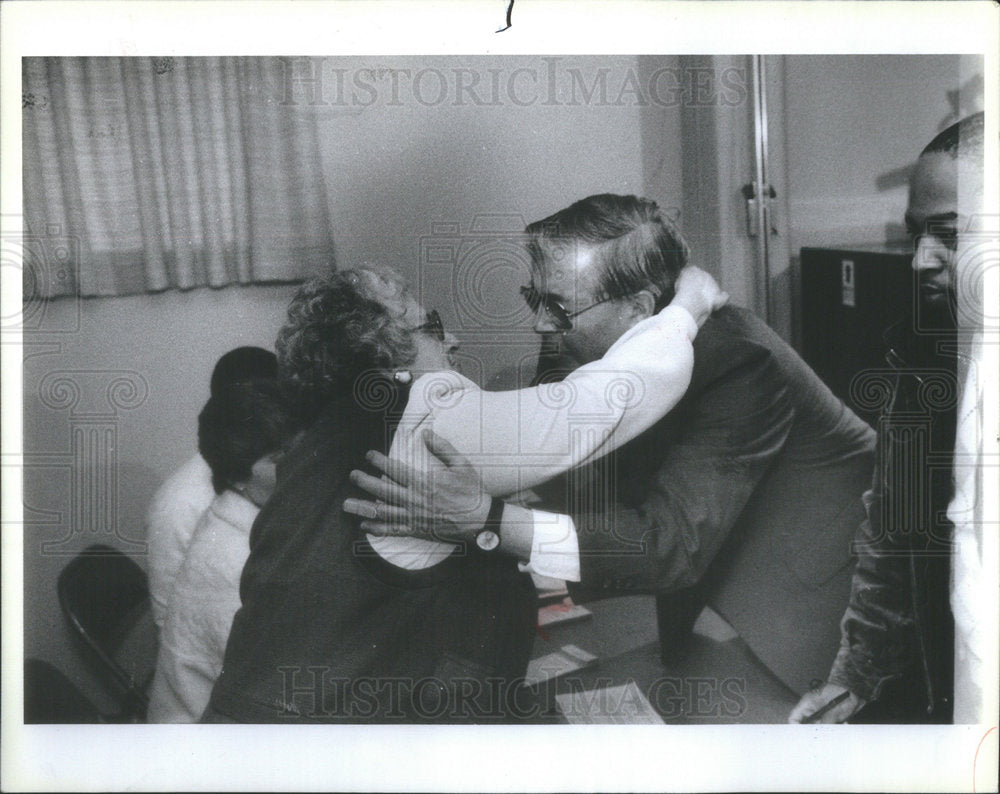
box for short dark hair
[198,380,292,494]
[525,193,689,311]
[275,266,417,423]
[210,346,279,396]
[921,111,984,161]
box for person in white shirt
[944,115,995,726]
[147,375,292,722]
[145,346,277,629]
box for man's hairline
[908,157,985,228]
[529,234,671,306]
[528,237,606,298]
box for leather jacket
[828,318,958,722]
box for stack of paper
[537,597,592,628]
[523,644,598,688]
[556,681,664,725]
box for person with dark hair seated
[146,346,279,630]
[204,261,724,723]
[147,368,294,722]
[208,345,278,396]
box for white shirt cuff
[669,304,700,341]
[519,509,581,582]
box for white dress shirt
[370,304,700,579]
[949,331,999,724]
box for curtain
[22,57,336,297]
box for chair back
[57,544,158,720]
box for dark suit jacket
[540,306,876,695]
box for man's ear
[626,290,657,321]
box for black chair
[24,658,104,723]
[57,544,158,721]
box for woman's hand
[671,265,728,328]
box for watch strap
[483,496,504,534]
[475,497,504,552]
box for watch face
[475,529,500,551]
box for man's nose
[445,331,460,351]
[911,235,951,272]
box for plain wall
[783,54,984,250]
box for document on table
[523,644,598,687]
[537,597,592,628]
[555,681,664,725]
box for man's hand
[788,682,867,724]
[343,429,490,543]
[672,265,729,328]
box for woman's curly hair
[275,266,417,423]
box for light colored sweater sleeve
[147,493,256,722]
[389,304,698,497]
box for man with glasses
[354,193,879,699]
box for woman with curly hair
[204,257,722,723]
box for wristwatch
[475,497,504,552]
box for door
[677,55,792,341]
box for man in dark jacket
[790,112,985,724]
[351,193,877,698]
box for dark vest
[207,386,537,723]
